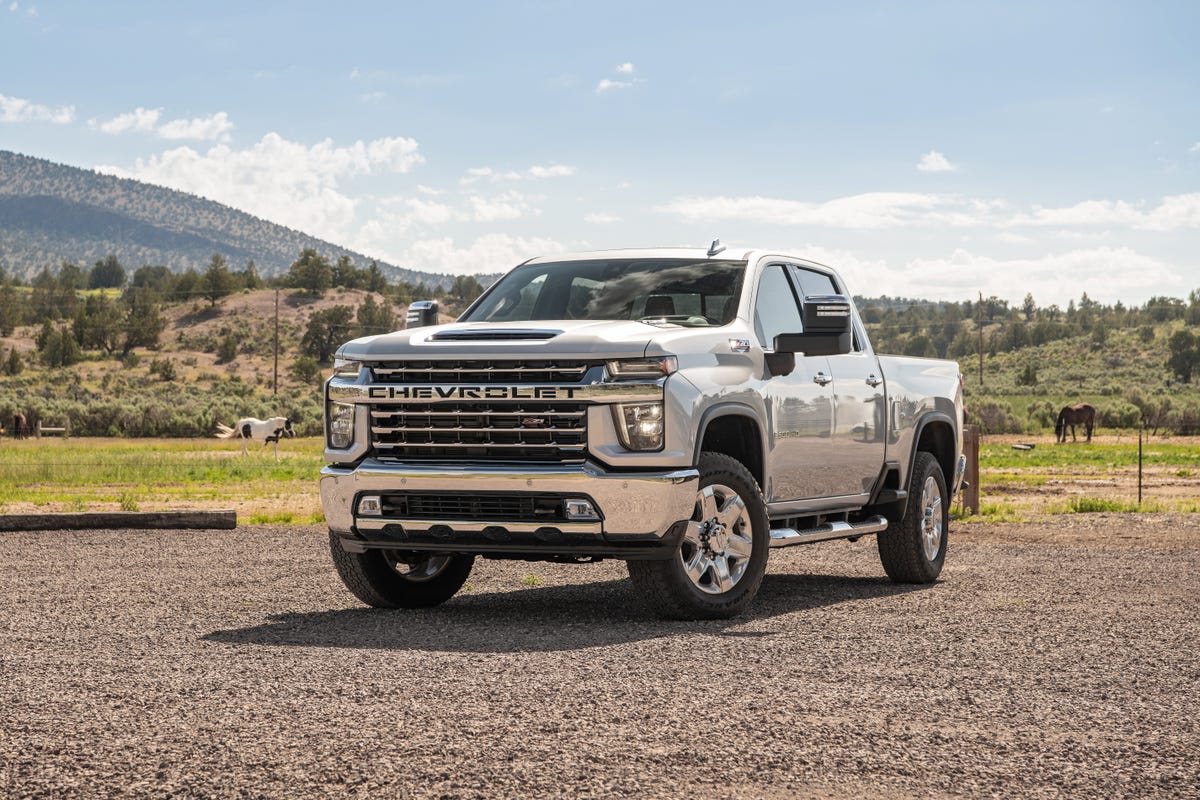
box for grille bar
[370,400,588,461]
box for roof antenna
[707,238,726,257]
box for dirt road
[2,517,1198,798]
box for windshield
[461,258,747,327]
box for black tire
[877,451,948,583]
[328,531,474,609]
[627,452,770,620]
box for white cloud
[7,2,16,11]
[401,234,569,276]
[917,150,957,173]
[0,93,74,124]
[658,192,958,228]
[90,107,235,141]
[157,111,234,142]
[1190,142,1200,153]
[900,246,1184,305]
[92,107,162,134]
[784,243,1185,306]
[528,163,575,178]
[460,163,576,184]
[97,132,424,243]
[616,62,635,74]
[596,78,634,93]
[660,190,1200,233]
[1008,194,1200,231]
[584,212,621,224]
[468,190,537,222]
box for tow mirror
[773,295,853,357]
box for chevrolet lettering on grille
[367,385,580,400]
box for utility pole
[273,288,279,395]
[977,290,984,386]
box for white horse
[215,416,295,460]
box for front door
[753,264,838,501]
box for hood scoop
[429,328,562,342]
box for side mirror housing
[773,295,853,357]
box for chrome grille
[370,402,587,461]
[368,360,598,384]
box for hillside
[0,150,453,287]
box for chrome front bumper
[320,459,699,554]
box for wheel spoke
[716,494,746,529]
[725,531,754,560]
[711,555,733,593]
[685,550,710,583]
[682,520,706,547]
[698,485,720,521]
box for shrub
[970,399,1023,434]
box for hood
[337,319,677,361]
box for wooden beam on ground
[0,510,237,531]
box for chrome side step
[769,515,889,548]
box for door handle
[813,372,832,386]
[866,374,883,387]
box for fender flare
[693,403,768,486]
[906,410,958,491]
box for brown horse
[11,412,27,439]
[1055,403,1095,443]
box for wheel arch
[694,404,766,490]
[911,412,957,494]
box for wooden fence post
[962,424,981,515]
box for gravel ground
[2,517,1198,799]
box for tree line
[861,290,1200,384]
[0,249,488,375]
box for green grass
[0,437,326,520]
[980,441,1200,470]
[1059,497,1164,514]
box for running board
[769,515,889,548]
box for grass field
[0,437,327,523]
[3,433,1197,525]
[965,434,1200,520]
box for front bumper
[320,459,698,559]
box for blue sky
[2,0,1199,304]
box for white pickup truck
[320,245,966,619]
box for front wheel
[627,452,770,620]
[877,451,948,583]
[329,532,475,608]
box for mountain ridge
[0,149,453,287]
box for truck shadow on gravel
[201,573,934,653]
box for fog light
[328,401,355,448]
[613,402,665,451]
[564,498,600,521]
[357,495,382,516]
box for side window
[789,265,863,351]
[788,266,838,298]
[752,265,803,350]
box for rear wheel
[628,452,769,620]
[329,532,474,608]
[877,451,947,583]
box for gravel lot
[2,516,1198,799]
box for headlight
[613,402,664,451]
[327,401,356,449]
[605,357,677,380]
[332,357,363,378]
